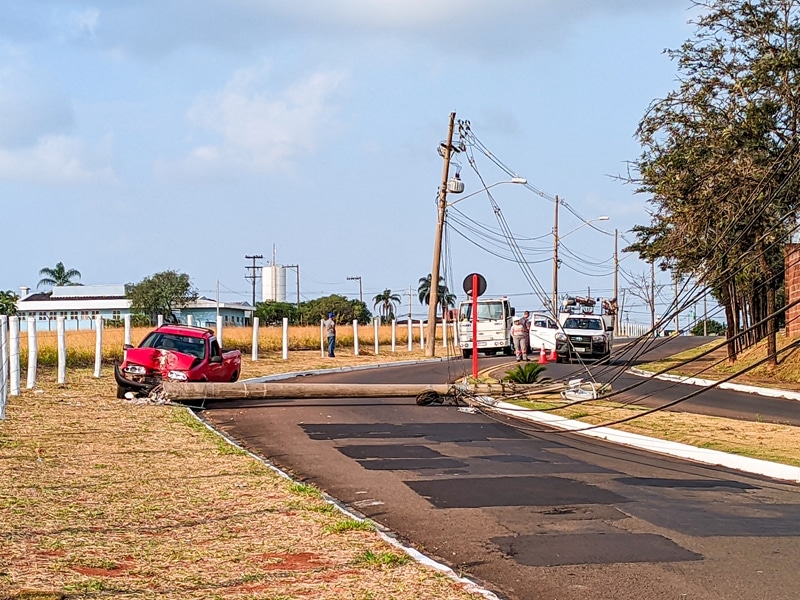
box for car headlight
[555,333,567,341]
[592,335,605,343]
[167,371,188,381]
[124,365,146,375]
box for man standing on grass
[324,312,336,357]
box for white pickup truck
[554,312,614,363]
[527,312,558,351]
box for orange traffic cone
[538,346,548,364]
[548,347,558,362]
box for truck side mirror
[209,355,223,364]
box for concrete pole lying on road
[162,382,453,401]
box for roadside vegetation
[0,359,484,600]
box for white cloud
[68,9,100,39]
[157,63,348,179]
[0,134,116,185]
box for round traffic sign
[463,273,487,297]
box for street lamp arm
[559,216,609,239]
[446,177,527,207]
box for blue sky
[0,1,700,324]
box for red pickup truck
[114,324,242,398]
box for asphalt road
[200,338,800,600]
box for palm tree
[372,289,401,321]
[417,274,456,318]
[37,262,82,289]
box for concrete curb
[628,366,800,402]
[475,397,800,484]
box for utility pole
[285,264,300,310]
[551,195,560,317]
[613,228,619,334]
[650,261,656,333]
[426,111,456,358]
[347,276,363,303]
[245,255,263,308]
[674,272,680,335]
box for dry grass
[0,358,482,600]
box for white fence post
[320,319,325,358]
[419,320,424,350]
[216,316,223,348]
[0,315,7,419]
[407,320,412,351]
[353,319,359,356]
[124,313,132,346]
[93,315,103,378]
[157,314,164,327]
[186,314,194,327]
[26,316,37,389]
[373,318,379,355]
[391,319,396,352]
[251,317,259,361]
[9,316,20,396]
[282,317,289,360]
[57,317,66,385]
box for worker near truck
[521,310,531,356]
[511,317,528,362]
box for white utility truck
[554,296,614,363]
[457,297,515,359]
[527,312,559,351]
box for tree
[37,262,82,289]
[126,270,198,324]
[299,294,372,325]
[255,301,299,326]
[417,274,456,318]
[627,0,800,364]
[691,318,727,336]
[0,290,18,316]
[372,289,401,321]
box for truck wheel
[229,371,239,382]
[462,349,472,359]
[116,386,127,399]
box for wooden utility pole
[425,112,456,358]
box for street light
[347,276,363,303]
[552,209,609,316]
[446,177,528,207]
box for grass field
[13,324,459,368]
[0,356,483,600]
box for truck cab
[457,297,515,358]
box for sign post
[463,273,487,380]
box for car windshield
[140,333,206,359]
[459,301,505,321]
[563,318,602,331]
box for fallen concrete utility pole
[159,381,568,404]
[161,382,454,402]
